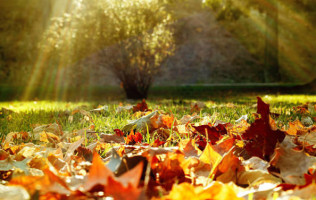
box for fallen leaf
[199,143,222,175]
[270,143,316,184]
[100,133,124,143]
[114,129,124,136]
[151,138,166,147]
[158,181,243,200]
[0,184,30,200]
[90,105,109,112]
[237,170,282,186]
[33,123,62,136]
[241,97,285,160]
[123,111,158,133]
[82,152,114,192]
[124,130,143,145]
[0,156,31,174]
[193,124,227,145]
[133,99,149,113]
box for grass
[1,94,315,139]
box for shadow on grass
[0,80,315,102]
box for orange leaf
[82,152,114,192]
[287,120,305,135]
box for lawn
[1,94,315,136]
[0,94,315,199]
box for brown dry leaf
[33,123,62,136]
[270,143,316,184]
[179,114,199,125]
[278,183,316,199]
[100,133,125,143]
[175,124,190,135]
[15,146,37,161]
[227,119,250,136]
[241,97,285,160]
[3,132,20,146]
[123,111,158,132]
[47,154,67,171]
[242,157,270,171]
[190,101,206,113]
[0,184,30,200]
[39,131,60,144]
[237,170,282,186]
[296,126,316,146]
[152,152,187,191]
[64,138,84,162]
[179,139,201,158]
[28,155,48,170]
[0,156,31,174]
[106,177,143,200]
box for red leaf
[151,138,166,147]
[241,97,285,160]
[257,96,270,120]
[133,99,149,113]
[193,124,227,145]
[114,129,124,136]
[124,131,143,145]
[134,132,143,143]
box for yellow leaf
[199,143,222,175]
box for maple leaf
[0,184,30,200]
[104,162,143,200]
[151,138,166,147]
[75,146,93,162]
[270,143,316,184]
[193,124,227,145]
[124,130,143,145]
[133,99,149,113]
[279,171,316,191]
[214,148,241,183]
[179,139,200,158]
[123,111,158,132]
[114,129,124,136]
[286,120,306,135]
[152,152,188,191]
[82,152,114,192]
[199,143,222,176]
[9,167,70,197]
[241,97,285,160]
[0,156,32,174]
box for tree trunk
[123,83,149,99]
[264,0,281,83]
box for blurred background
[0,0,315,100]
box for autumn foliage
[0,97,316,199]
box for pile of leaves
[0,97,316,199]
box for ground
[0,94,315,199]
